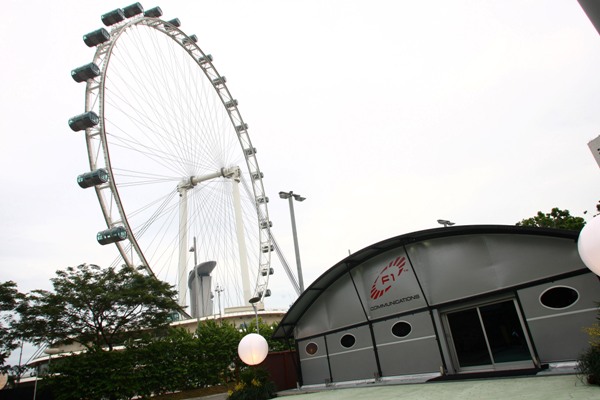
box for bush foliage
[578,321,600,385]
[228,367,276,400]
[41,318,286,399]
[44,321,243,399]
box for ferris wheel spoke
[107,71,220,175]
[104,90,209,176]
[107,132,197,177]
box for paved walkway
[190,373,598,400]
[194,394,228,400]
[275,375,598,400]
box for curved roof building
[274,225,600,385]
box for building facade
[274,225,600,385]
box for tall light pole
[248,295,261,333]
[35,348,61,400]
[279,191,306,292]
[215,283,224,323]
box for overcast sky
[2,0,600,323]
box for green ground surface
[274,375,598,400]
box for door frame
[440,295,537,373]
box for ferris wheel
[68,3,274,315]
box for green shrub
[578,344,600,385]
[43,349,138,400]
[228,367,276,400]
[578,318,600,385]
[43,323,243,399]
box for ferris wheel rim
[79,14,273,307]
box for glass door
[445,299,534,371]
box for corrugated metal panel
[298,336,330,385]
[518,273,600,362]
[407,234,584,306]
[372,311,442,376]
[350,248,427,319]
[295,272,366,339]
[273,226,579,339]
[326,325,379,382]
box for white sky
[1,0,600,318]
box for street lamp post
[249,295,261,334]
[279,191,306,292]
[237,295,268,366]
[35,348,61,400]
[215,283,224,323]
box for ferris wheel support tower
[177,167,251,308]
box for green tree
[127,329,202,396]
[196,320,241,384]
[516,207,586,231]
[0,281,21,370]
[241,318,291,352]
[16,264,179,351]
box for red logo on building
[370,256,406,300]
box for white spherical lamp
[238,333,268,366]
[578,217,600,276]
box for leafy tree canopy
[240,319,291,352]
[16,264,179,351]
[516,207,586,231]
[0,281,21,369]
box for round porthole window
[391,321,412,338]
[540,286,579,309]
[340,334,356,348]
[305,342,318,356]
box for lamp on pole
[215,283,224,323]
[279,191,306,292]
[35,348,61,400]
[237,296,268,366]
[248,295,261,334]
[437,219,455,227]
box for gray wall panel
[372,312,443,376]
[295,273,366,339]
[371,312,435,345]
[518,273,600,362]
[407,234,585,305]
[298,336,330,385]
[377,337,441,376]
[326,325,379,382]
[526,313,593,362]
[517,273,599,319]
[486,235,584,287]
[407,235,497,305]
